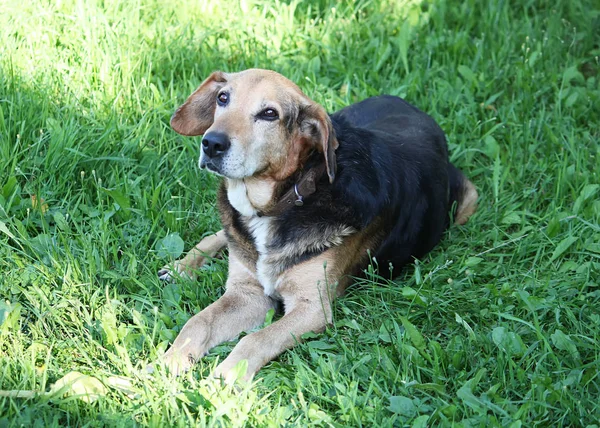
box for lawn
[1,0,599,426]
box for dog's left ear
[299,104,339,183]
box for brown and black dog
[157,69,477,382]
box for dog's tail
[448,163,478,225]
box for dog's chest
[227,180,281,295]
[225,178,356,295]
[245,216,281,295]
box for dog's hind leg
[158,229,227,281]
[448,164,478,225]
[455,178,478,225]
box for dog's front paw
[161,350,195,376]
[157,260,196,282]
[213,359,254,385]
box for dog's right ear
[170,71,228,136]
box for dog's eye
[217,92,229,106]
[259,108,279,121]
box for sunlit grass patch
[1,0,599,425]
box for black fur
[222,95,468,279]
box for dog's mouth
[199,156,225,177]
[199,154,264,180]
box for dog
[157,69,478,382]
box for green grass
[1,0,599,425]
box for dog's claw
[213,360,254,385]
[157,268,173,282]
[161,352,195,376]
[157,262,195,282]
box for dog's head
[170,69,338,183]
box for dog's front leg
[214,251,339,382]
[162,252,275,375]
[158,230,227,281]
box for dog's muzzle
[200,132,230,173]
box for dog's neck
[226,162,327,218]
[226,177,276,217]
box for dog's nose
[202,132,231,158]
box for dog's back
[330,95,475,277]
[336,94,474,223]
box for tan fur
[162,249,276,375]
[212,249,339,381]
[273,132,308,181]
[241,177,278,211]
[455,179,478,225]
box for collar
[256,162,327,217]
